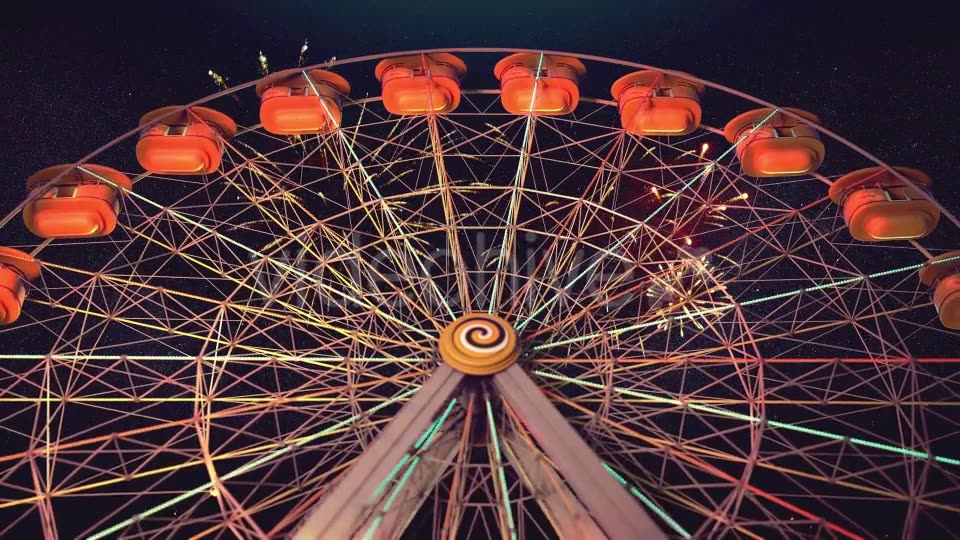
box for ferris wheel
[1,48,958,539]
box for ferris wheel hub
[438,313,519,375]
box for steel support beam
[501,431,606,539]
[354,424,461,540]
[293,364,463,539]
[493,364,667,540]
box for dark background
[0,1,956,537]
[1,0,957,214]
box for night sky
[2,0,958,213]
[1,2,958,538]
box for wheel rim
[0,49,957,539]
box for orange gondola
[724,107,825,177]
[611,70,705,136]
[375,53,466,115]
[0,247,41,326]
[136,106,237,175]
[919,251,960,330]
[23,164,132,239]
[257,68,350,134]
[829,166,940,241]
[494,53,586,115]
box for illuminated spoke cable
[425,100,472,312]
[737,254,960,305]
[486,394,518,540]
[76,166,433,340]
[0,355,426,362]
[534,370,960,466]
[517,109,777,331]
[488,52,544,314]
[307,73,457,321]
[86,388,418,540]
[602,463,692,539]
[535,253,960,350]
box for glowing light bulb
[258,51,269,75]
[298,39,309,67]
[208,70,227,90]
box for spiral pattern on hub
[438,313,519,375]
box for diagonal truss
[500,427,606,538]
[494,365,667,540]
[294,365,667,540]
[292,364,463,539]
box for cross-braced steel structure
[0,49,958,539]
